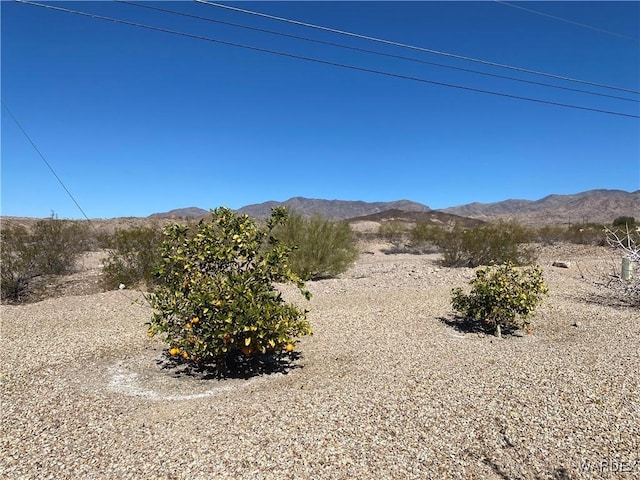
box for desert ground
[1,241,638,479]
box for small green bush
[451,262,548,337]
[273,212,359,280]
[438,222,535,268]
[147,207,312,374]
[100,225,164,290]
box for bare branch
[605,225,639,263]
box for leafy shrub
[273,212,359,280]
[438,222,535,268]
[612,216,636,229]
[451,262,548,337]
[100,225,164,290]
[147,207,312,374]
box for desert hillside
[441,189,639,225]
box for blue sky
[2,1,639,219]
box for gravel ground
[1,244,639,479]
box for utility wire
[15,0,640,119]
[1,100,94,225]
[2,99,153,308]
[196,0,640,96]
[116,0,637,104]
[495,0,640,43]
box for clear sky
[2,1,639,219]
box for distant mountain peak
[148,207,209,219]
[440,189,639,225]
[236,198,431,220]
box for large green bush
[147,207,312,374]
[451,262,548,337]
[612,216,636,229]
[100,225,164,290]
[273,212,359,280]
[1,218,91,303]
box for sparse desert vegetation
[1,209,639,479]
[1,217,93,303]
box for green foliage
[437,222,535,268]
[410,223,445,245]
[31,218,91,275]
[1,218,91,303]
[273,212,359,280]
[563,224,606,246]
[451,262,548,337]
[532,225,567,245]
[147,207,312,373]
[530,223,610,246]
[100,225,164,290]
[378,221,408,244]
[1,224,35,303]
[612,216,636,229]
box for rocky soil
[1,243,638,479]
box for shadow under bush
[439,316,520,336]
[157,350,303,380]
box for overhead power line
[16,0,640,119]
[116,0,637,104]
[196,0,640,96]
[3,99,153,307]
[1,100,94,224]
[495,1,640,43]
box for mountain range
[441,189,639,225]
[148,189,638,226]
[237,198,430,220]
